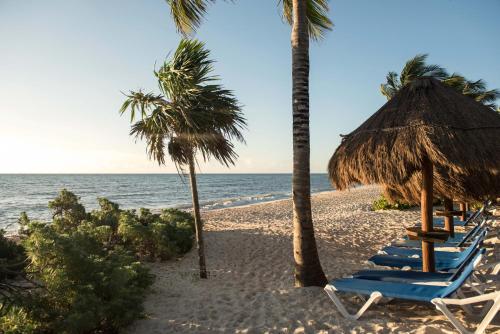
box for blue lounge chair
[368,231,486,271]
[352,249,499,298]
[354,248,485,283]
[415,201,488,229]
[380,229,486,258]
[391,217,487,249]
[324,248,500,334]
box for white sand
[126,185,499,333]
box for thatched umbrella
[328,77,500,272]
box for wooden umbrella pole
[443,197,454,237]
[421,156,435,272]
[459,202,466,221]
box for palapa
[328,77,500,272]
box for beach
[126,185,499,333]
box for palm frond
[130,117,168,165]
[119,91,170,122]
[442,73,466,91]
[167,136,192,167]
[156,39,215,101]
[380,71,400,100]
[182,132,238,167]
[399,54,448,85]
[443,75,499,109]
[165,0,215,36]
[280,0,333,40]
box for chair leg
[324,284,382,320]
[432,291,500,334]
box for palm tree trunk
[291,0,327,287]
[188,154,208,279]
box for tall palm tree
[381,54,499,109]
[164,0,332,287]
[120,39,246,279]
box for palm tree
[120,39,246,279]
[164,0,332,287]
[380,54,448,99]
[381,54,499,109]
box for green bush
[117,208,194,260]
[0,189,195,333]
[372,195,412,211]
[11,223,153,334]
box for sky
[1,0,499,173]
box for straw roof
[328,77,500,203]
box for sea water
[0,174,332,232]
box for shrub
[117,208,194,260]
[90,198,121,231]
[1,189,195,333]
[0,219,153,334]
[469,202,484,211]
[0,306,42,334]
[372,195,412,211]
[48,189,88,232]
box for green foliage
[17,223,153,334]
[165,0,333,40]
[120,39,246,171]
[90,197,121,231]
[469,202,484,211]
[380,54,499,109]
[0,306,41,334]
[48,189,88,232]
[372,195,412,211]
[117,208,194,260]
[1,190,195,333]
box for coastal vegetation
[0,189,195,333]
[371,195,412,211]
[164,0,333,287]
[120,39,246,278]
[380,54,500,109]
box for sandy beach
[126,185,499,334]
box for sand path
[126,185,499,333]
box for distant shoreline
[0,173,330,175]
[1,173,335,234]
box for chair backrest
[451,231,483,268]
[444,248,486,293]
[448,242,485,282]
[457,217,487,247]
[464,202,486,226]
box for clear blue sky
[1,0,499,173]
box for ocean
[0,174,332,232]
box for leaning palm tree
[164,0,332,287]
[120,39,246,279]
[381,54,499,109]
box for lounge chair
[432,206,484,228]
[352,252,499,296]
[416,201,489,229]
[391,216,488,249]
[324,249,500,334]
[379,229,486,258]
[354,248,499,285]
[368,231,487,271]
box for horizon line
[0,172,329,175]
